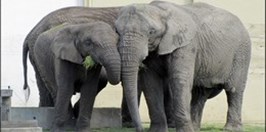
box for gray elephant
[33,22,120,132]
[115,1,251,132]
[22,6,120,106]
[22,6,143,132]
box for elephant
[22,6,143,132]
[33,22,120,131]
[115,1,251,132]
[22,6,121,106]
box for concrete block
[91,107,122,128]
[1,89,12,110]
[1,120,39,128]
[1,106,10,121]
[1,120,42,132]
[1,89,13,97]
[9,107,121,129]
[1,127,42,132]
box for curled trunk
[100,48,121,85]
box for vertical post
[1,87,13,121]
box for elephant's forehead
[131,4,161,17]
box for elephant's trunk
[119,33,147,132]
[101,48,121,85]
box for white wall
[1,0,83,106]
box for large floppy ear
[151,2,196,55]
[51,25,83,64]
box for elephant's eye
[85,39,92,45]
[149,28,156,35]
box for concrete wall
[1,0,264,124]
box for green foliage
[43,23,67,34]
[83,56,95,70]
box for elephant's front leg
[140,68,168,132]
[76,66,101,132]
[53,60,76,132]
[167,45,197,132]
[191,86,208,132]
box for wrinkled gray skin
[33,22,120,132]
[23,6,121,107]
[116,1,251,132]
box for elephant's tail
[23,41,30,102]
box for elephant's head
[51,22,120,85]
[114,1,196,129]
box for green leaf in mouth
[83,56,95,70]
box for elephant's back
[185,2,250,40]
[43,6,121,29]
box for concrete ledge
[1,120,42,132]
[1,89,13,97]
[1,120,38,128]
[9,107,121,129]
[1,127,42,132]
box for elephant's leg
[73,99,80,119]
[35,73,54,107]
[191,86,223,131]
[141,69,168,132]
[164,83,175,128]
[224,90,244,132]
[76,66,101,132]
[190,86,208,132]
[167,45,196,132]
[53,83,75,131]
[121,82,142,128]
[52,61,76,132]
[73,71,108,119]
[224,44,250,132]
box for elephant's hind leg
[191,86,223,131]
[36,73,54,106]
[224,43,251,132]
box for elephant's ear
[152,2,197,55]
[51,26,83,64]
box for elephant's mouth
[82,56,97,70]
[148,37,161,51]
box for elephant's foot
[51,125,65,132]
[122,121,135,128]
[136,126,144,132]
[176,124,194,132]
[149,123,168,132]
[192,122,201,132]
[167,121,176,128]
[223,122,243,132]
[76,117,91,132]
[76,127,91,132]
